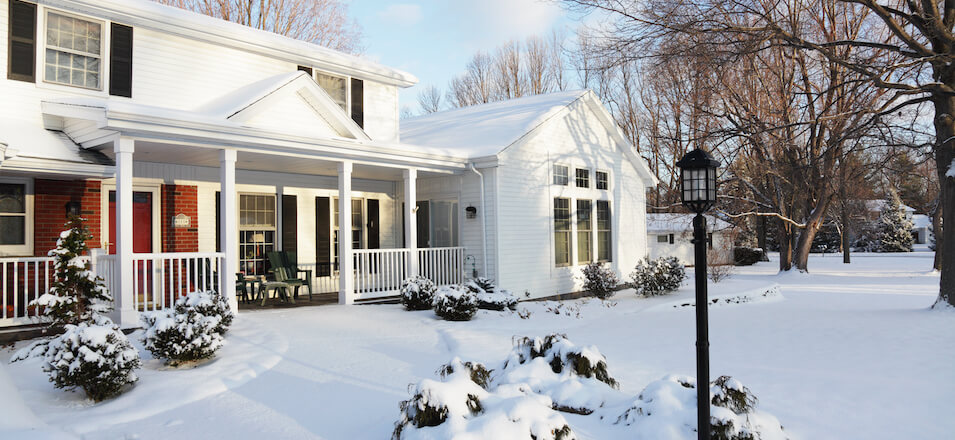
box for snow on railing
[0,256,62,326]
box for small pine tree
[877,192,914,253]
[33,217,113,326]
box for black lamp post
[675,148,720,440]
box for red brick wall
[161,184,198,252]
[34,179,102,256]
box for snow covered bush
[393,358,575,440]
[400,276,437,311]
[629,256,686,296]
[32,217,112,326]
[617,374,787,440]
[25,318,141,402]
[877,191,914,252]
[580,262,620,299]
[141,290,232,365]
[464,278,518,310]
[432,284,478,321]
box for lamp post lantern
[675,148,720,440]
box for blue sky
[349,0,586,111]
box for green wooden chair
[235,273,250,304]
[267,251,313,300]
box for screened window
[597,200,611,262]
[239,194,276,275]
[554,198,571,266]
[316,72,347,111]
[657,234,669,243]
[596,171,609,190]
[575,168,590,188]
[431,200,459,247]
[553,164,569,185]
[0,184,26,245]
[577,199,592,264]
[44,11,101,89]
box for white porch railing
[417,247,466,286]
[121,252,224,312]
[0,256,61,326]
[353,248,410,299]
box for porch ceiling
[96,140,449,180]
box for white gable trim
[226,72,371,141]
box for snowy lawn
[3,252,951,439]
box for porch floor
[237,292,399,311]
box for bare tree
[417,85,443,114]
[448,51,495,108]
[495,41,524,99]
[155,0,363,53]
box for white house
[912,214,934,245]
[646,213,734,265]
[0,0,655,329]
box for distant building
[912,214,934,245]
[646,214,735,266]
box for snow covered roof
[0,120,111,166]
[864,199,916,214]
[646,213,734,233]
[912,214,933,229]
[401,90,590,157]
[57,0,416,87]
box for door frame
[100,183,161,253]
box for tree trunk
[841,204,851,264]
[757,215,768,257]
[932,96,955,307]
[932,197,942,271]
[795,195,833,271]
[778,220,793,271]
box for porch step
[355,295,399,305]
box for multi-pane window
[44,12,101,89]
[0,184,26,245]
[597,200,611,262]
[575,168,590,188]
[239,194,276,275]
[333,198,363,266]
[596,171,609,190]
[577,199,592,264]
[554,198,571,266]
[657,235,669,243]
[316,72,347,111]
[553,164,569,185]
[431,200,459,247]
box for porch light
[65,201,81,217]
[676,149,719,215]
[675,148,720,440]
[465,206,477,219]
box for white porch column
[219,149,238,313]
[403,168,418,278]
[338,161,354,304]
[112,137,137,327]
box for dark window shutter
[416,201,430,248]
[7,0,36,82]
[109,23,133,97]
[297,65,313,76]
[315,197,331,276]
[350,78,363,128]
[281,195,297,252]
[367,199,380,249]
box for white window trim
[0,177,34,257]
[39,7,108,92]
[575,168,590,188]
[595,170,610,190]
[313,69,352,116]
[552,163,569,186]
[99,183,161,253]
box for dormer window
[44,11,102,89]
[316,72,347,111]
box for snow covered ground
[3,252,951,439]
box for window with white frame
[239,194,276,275]
[553,164,569,185]
[577,199,592,264]
[554,197,571,266]
[656,234,669,243]
[316,72,347,111]
[44,11,102,89]
[0,179,33,256]
[575,168,590,188]
[596,171,609,190]
[333,198,363,267]
[430,200,459,247]
[596,200,611,262]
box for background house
[646,213,735,265]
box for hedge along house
[0,0,481,329]
[402,91,656,297]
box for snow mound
[617,375,787,440]
[664,285,782,310]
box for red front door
[108,191,153,254]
